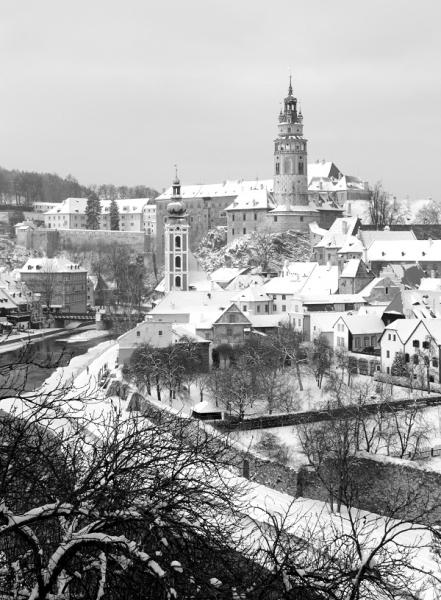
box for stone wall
[297,452,441,524]
[139,397,298,496]
[58,228,153,253]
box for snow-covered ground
[57,329,111,344]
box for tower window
[243,228,246,235]
[175,256,181,268]
[299,162,304,175]
[243,213,246,221]
[175,235,181,249]
[232,214,235,221]
[254,213,257,221]
[275,162,280,175]
[274,216,278,222]
[175,275,181,288]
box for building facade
[20,258,87,313]
[44,198,153,233]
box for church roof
[158,179,274,201]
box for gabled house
[379,318,441,384]
[206,304,252,347]
[333,315,385,354]
[338,259,375,294]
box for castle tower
[164,169,189,292]
[273,76,308,207]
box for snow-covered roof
[281,261,318,280]
[269,203,318,214]
[359,229,416,248]
[150,291,235,316]
[307,161,341,183]
[157,179,274,201]
[308,222,328,238]
[338,236,364,254]
[299,265,339,296]
[248,314,288,328]
[263,276,306,295]
[232,285,271,303]
[367,240,441,263]
[419,278,441,292]
[209,267,248,285]
[20,257,87,274]
[309,311,348,334]
[335,315,385,335]
[382,318,424,344]
[329,217,359,236]
[225,188,275,211]
[340,259,363,279]
[44,197,149,215]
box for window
[175,275,181,287]
[385,287,389,294]
[229,314,236,323]
[413,340,420,348]
[433,358,438,368]
[298,162,304,175]
[298,319,301,327]
[282,305,286,312]
[243,305,247,312]
[386,350,390,358]
[273,304,277,311]
[430,375,435,383]
[175,235,181,249]
[136,331,140,337]
[393,334,396,341]
[257,306,261,313]
[387,367,390,374]
[275,163,280,175]
[423,341,430,349]
[388,334,391,341]
[424,356,430,366]
[243,213,246,221]
[158,330,163,336]
[300,216,304,222]
[355,338,361,348]
[274,216,278,222]
[265,305,269,313]
[243,228,246,234]
[232,215,235,222]
[282,294,286,300]
[175,256,181,268]
[405,353,410,363]
[226,327,233,337]
[413,355,419,365]
[254,213,257,221]
[232,228,235,235]
[364,336,369,347]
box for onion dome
[167,200,187,218]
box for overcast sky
[1,0,440,199]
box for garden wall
[297,452,441,524]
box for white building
[380,318,441,383]
[44,197,154,233]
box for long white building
[44,197,156,234]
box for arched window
[175,256,181,268]
[175,235,181,249]
[175,275,181,288]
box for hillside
[195,227,312,273]
[0,166,159,206]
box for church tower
[273,77,308,207]
[164,169,189,292]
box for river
[0,333,115,392]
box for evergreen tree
[109,198,120,230]
[85,191,101,230]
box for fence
[397,444,441,461]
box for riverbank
[0,324,95,354]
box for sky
[1,0,440,200]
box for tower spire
[288,73,293,96]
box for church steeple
[172,164,181,198]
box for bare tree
[368,182,404,228]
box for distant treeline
[0,166,159,206]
